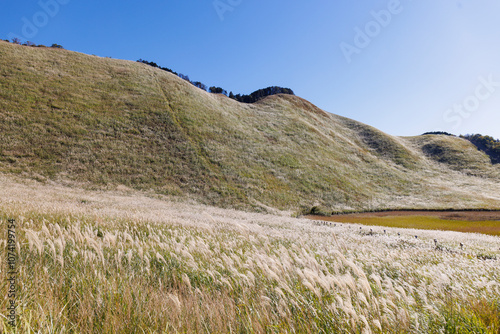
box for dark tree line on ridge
[2,37,63,48]
[422,132,500,164]
[422,131,454,136]
[460,134,500,164]
[137,59,294,103]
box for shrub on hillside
[191,81,207,91]
[137,59,178,76]
[422,131,455,136]
[303,205,331,216]
[209,86,228,96]
[231,86,295,103]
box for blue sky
[2,0,500,138]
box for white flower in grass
[25,229,44,255]
[182,273,192,291]
[168,294,181,312]
[156,252,167,264]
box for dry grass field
[1,176,499,333]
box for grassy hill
[407,134,494,175]
[1,41,500,212]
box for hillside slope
[1,41,499,212]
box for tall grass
[0,176,499,333]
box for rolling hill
[1,41,499,213]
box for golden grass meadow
[1,176,499,333]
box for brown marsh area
[308,210,500,236]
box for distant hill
[1,41,499,212]
[421,132,500,165]
[460,134,500,164]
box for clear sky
[2,0,500,138]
